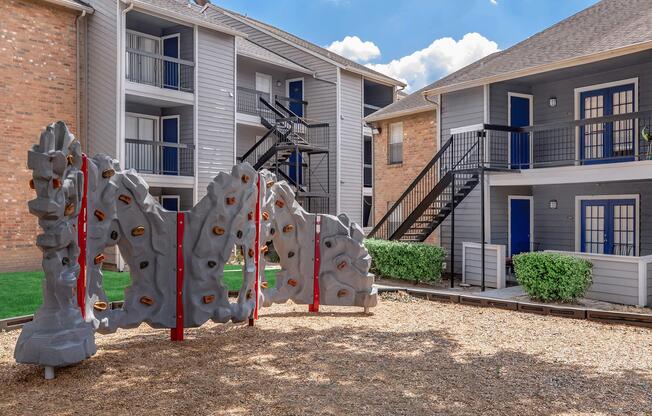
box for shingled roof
[424,0,652,95]
[207,4,405,87]
[364,85,436,122]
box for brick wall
[0,0,80,271]
[372,110,439,244]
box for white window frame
[507,195,534,257]
[161,195,181,211]
[388,121,404,164]
[507,92,534,168]
[125,112,160,141]
[574,193,640,256]
[573,78,639,162]
[255,72,273,96]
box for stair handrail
[368,136,453,238]
[369,129,485,239]
[239,127,277,164]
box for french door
[580,83,635,163]
[580,198,636,256]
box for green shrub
[364,239,446,283]
[513,252,593,302]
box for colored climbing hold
[261,281,269,289]
[139,261,149,269]
[131,226,145,237]
[337,289,348,298]
[102,169,115,179]
[139,296,154,306]
[94,254,105,265]
[261,245,269,253]
[64,203,75,216]
[283,224,294,233]
[337,261,348,270]
[118,194,132,204]
[248,248,255,257]
[262,211,270,220]
[94,210,105,221]
[202,295,215,304]
[288,251,295,258]
[287,279,298,287]
[110,230,119,240]
[237,230,243,238]
[207,261,216,268]
[226,196,236,205]
[52,178,61,189]
[266,180,274,188]
[66,154,74,165]
[212,226,225,236]
[93,301,108,311]
[275,199,285,208]
[241,174,250,183]
[248,211,254,221]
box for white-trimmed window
[388,122,403,164]
[575,195,639,256]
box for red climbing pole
[253,173,262,321]
[309,215,321,313]
[77,154,88,319]
[171,212,185,341]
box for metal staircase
[368,130,485,242]
[239,97,330,213]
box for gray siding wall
[339,70,363,223]
[463,245,501,288]
[236,58,302,99]
[236,124,265,158]
[440,87,485,273]
[209,8,339,215]
[86,0,118,157]
[587,257,640,305]
[489,185,533,246]
[648,263,652,306]
[196,28,236,199]
[531,181,652,255]
[489,81,532,126]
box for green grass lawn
[0,265,277,319]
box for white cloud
[325,35,381,63]
[490,0,498,5]
[366,32,499,91]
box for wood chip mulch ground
[1,293,652,415]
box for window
[364,136,372,187]
[363,196,372,228]
[388,122,403,164]
[255,73,272,102]
[578,196,638,256]
[125,114,158,173]
[577,80,636,163]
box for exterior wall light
[549,200,558,209]
[549,97,557,108]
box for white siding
[196,28,236,198]
[339,70,363,223]
[86,0,119,157]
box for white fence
[462,242,506,289]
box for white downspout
[75,10,87,149]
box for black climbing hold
[325,241,332,248]
[62,257,70,266]
[270,228,275,236]
[139,261,149,269]
[110,230,119,240]
[237,230,243,238]
[288,251,295,258]
[208,261,216,268]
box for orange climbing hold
[139,296,154,306]
[93,301,108,311]
[102,169,115,179]
[131,226,145,237]
[118,194,132,204]
[93,254,105,265]
[52,178,61,189]
[202,295,215,304]
[226,196,236,205]
[262,211,270,220]
[212,226,225,235]
[94,210,105,221]
[287,278,298,287]
[283,224,294,233]
[337,261,348,270]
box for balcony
[125,139,195,177]
[126,48,194,93]
[236,86,270,116]
[459,110,652,169]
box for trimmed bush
[364,239,446,283]
[513,252,593,302]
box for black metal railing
[236,86,272,116]
[275,95,308,118]
[125,49,194,93]
[482,110,652,169]
[125,138,194,176]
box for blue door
[162,196,179,211]
[510,95,531,169]
[581,199,636,255]
[580,84,635,164]
[288,80,303,117]
[163,36,179,90]
[162,117,178,175]
[288,150,303,185]
[510,198,531,257]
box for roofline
[122,0,246,38]
[237,49,315,76]
[209,4,406,88]
[423,40,652,96]
[42,0,94,13]
[364,104,436,123]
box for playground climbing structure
[14,122,377,378]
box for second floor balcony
[126,48,194,93]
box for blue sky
[218,0,599,90]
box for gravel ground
[1,293,652,415]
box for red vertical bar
[171,212,185,341]
[309,215,321,313]
[77,154,88,319]
[253,173,262,320]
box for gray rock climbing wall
[15,121,376,372]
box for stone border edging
[376,287,652,328]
